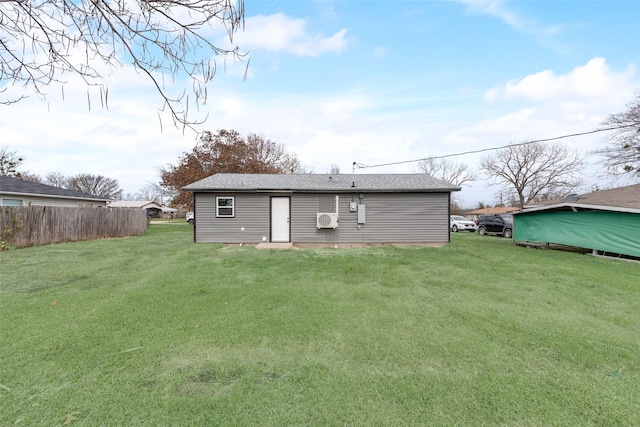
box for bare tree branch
[0,145,24,176]
[416,158,475,187]
[0,0,245,127]
[594,92,640,178]
[481,142,584,209]
[43,171,69,188]
[67,172,122,198]
[134,182,167,203]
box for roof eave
[514,203,640,215]
[184,187,458,193]
[0,190,110,202]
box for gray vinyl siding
[195,191,450,244]
[291,192,449,243]
[194,192,273,243]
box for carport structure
[513,184,640,258]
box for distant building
[0,176,109,207]
[464,206,519,222]
[107,200,164,218]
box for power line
[356,123,638,170]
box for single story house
[161,206,178,219]
[0,176,109,207]
[107,200,165,218]
[183,173,460,245]
[513,183,640,258]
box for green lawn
[1,224,639,426]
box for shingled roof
[517,183,640,215]
[0,176,109,201]
[107,200,163,209]
[183,173,460,193]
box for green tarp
[514,210,640,257]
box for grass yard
[1,224,639,426]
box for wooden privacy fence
[1,206,148,248]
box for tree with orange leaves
[161,129,305,208]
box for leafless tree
[417,158,475,187]
[43,171,69,188]
[17,172,43,183]
[0,0,245,127]
[328,164,340,174]
[481,141,584,209]
[244,133,305,174]
[416,158,475,211]
[67,173,122,199]
[595,92,640,179]
[0,146,24,176]
[493,189,518,208]
[135,182,167,203]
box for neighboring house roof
[465,206,520,216]
[515,183,640,215]
[0,175,109,202]
[108,200,163,210]
[183,173,460,193]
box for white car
[450,215,476,232]
[186,211,194,224]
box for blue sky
[2,0,639,207]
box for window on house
[1,198,23,206]
[216,197,235,217]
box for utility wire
[356,123,638,170]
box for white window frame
[216,196,235,218]
[1,198,24,206]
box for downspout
[447,192,451,243]
[192,192,197,243]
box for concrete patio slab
[255,242,295,250]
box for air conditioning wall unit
[317,212,339,229]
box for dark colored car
[476,214,513,238]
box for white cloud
[446,57,637,205]
[187,56,639,182]
[484,58,636,107]
[455,0,524,29]
[3,47,638,209]
[470,59,637,151]
[234,13,348,57]
[452,0,564,47]
[3,67,198,193]
[373,46,387,58]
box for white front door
[271,197,290,242]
